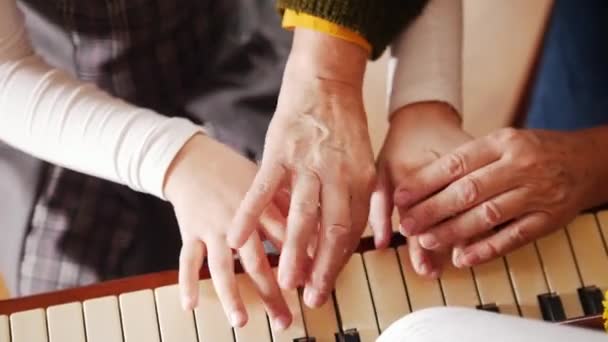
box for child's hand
[164,134,293,330]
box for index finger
[229,164,286,248]
[394,138,499,209]
[239,232,292,330]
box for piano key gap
[115,298,129,342]
[564,227,586,286]
[79,302,89,342]
[296,288,312,339]
[501,256,523,317]
[191,307,201,342]
[150,291,165,342]
[229,327,237,342]
[7,317,11,342]
[330,291,345,335]
[360,252,382,335]
[532,242,552,293]
[392,248,414,314]
[436,276,448,307]
[44,308,51,342]
[265,314,274,342]
[468,267,484,308]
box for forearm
[389,0,463,118]
[0,0,201,199]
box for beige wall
[363,0,554,152]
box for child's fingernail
[230,310,247,328]
[273,315,291,331]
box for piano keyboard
[1,211,607,341]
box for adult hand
[395,126,604,268]
[228,28,376,309]
[369,102,472,277]
[164,134,292,330]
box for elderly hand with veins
[228,28,376,308]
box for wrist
[286,28,367,87]
[390,101,462,129]
[163,133,211,204]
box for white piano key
[83,296,123,342]
[270,270,307,342]
[155,285,198,342]
[568,214,608,290]
[473,258,519,315]
[397,245,444,311]
[299,291,339,342]
[505,243,547,319]
[439,263,480,308]
[536,229,583,318]
[234,274,272,342]
[334,255,379,342]
[47,302,86,342]
[363,248,410,332]
[10,308,48,342]
[195,279,235,342]
[119,289,160,342]
[0,315,9,342]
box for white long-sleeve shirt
[0,0,203,200]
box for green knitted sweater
[277,0,429,59]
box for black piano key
[578,286,604,315]
[538,293,566,322]
[294,338,316,342]
[476,303,500,313]
[335,328,361,342]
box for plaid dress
[16,0,290,295]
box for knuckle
[494,127,521,144]
[325,223,351,242]
[479,240,501,260]
[508,224,528,246]
[547,185,569,204]
[515,156,537,170]
[314,272,335,295]
[458,176,480,207]
[293,200,319,220]
[253,180,272,196]
[360,164,377,185]
[481,200,502,227]
[418,202,438,225]
[443,152,467,178]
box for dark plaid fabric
[17,0,289,295]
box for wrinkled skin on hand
[229,28,376,309]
